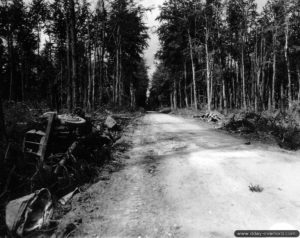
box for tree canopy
[0,0,150,110]
[150,0,300,112]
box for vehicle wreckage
[4,110,126,237]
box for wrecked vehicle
[2,109,127,237]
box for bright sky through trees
[138,0,268,78]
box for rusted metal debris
[6,188,53,237]
[104,116,117,129]
[23,112,89,164]
[2,111,126,237]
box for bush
[3,101,42,144]
[223,108,300,150]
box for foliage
[0,0,150,110]
[150,0,300,113]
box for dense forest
[0,0,149,112]
[2,0,300,116]
[149,0,300,112]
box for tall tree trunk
[280,82,284,111]
[118,43,122,106]
[8,36,13,101]
[254,35,261,112]
[219,56,226,111]
[60,61,63,110]
[188,29,197,110]
[268,90,272,111]
[222,77,226,111]
[184,61,188,107]
[69,0,78,108]
[205,30,211,111]
[99,2,106,105]
[255,71,261,113]
[87,43,92,112]
[92,47,96,109]
[190,85,193,107]
[285,15,292,109]
[268,64,272,110]
[66,11,72,111]
[179,79,182,108]
[37,23,40,58]
[272,28,277,109]
[261,36,266,111]
[241,35,246,109]
[173,80,177,110]
[297,64,300,102]
[36,23,41,96]
[211,61,214,109]
[98,46,103,106]
[114,48,118,104]
[235,61,239,108]
[115,26,121,105]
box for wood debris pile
[194,111,225,123]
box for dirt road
[66,113,300,238]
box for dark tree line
[0,0,150,112]
[149,0,300,112]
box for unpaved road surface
[65,113,300,238]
